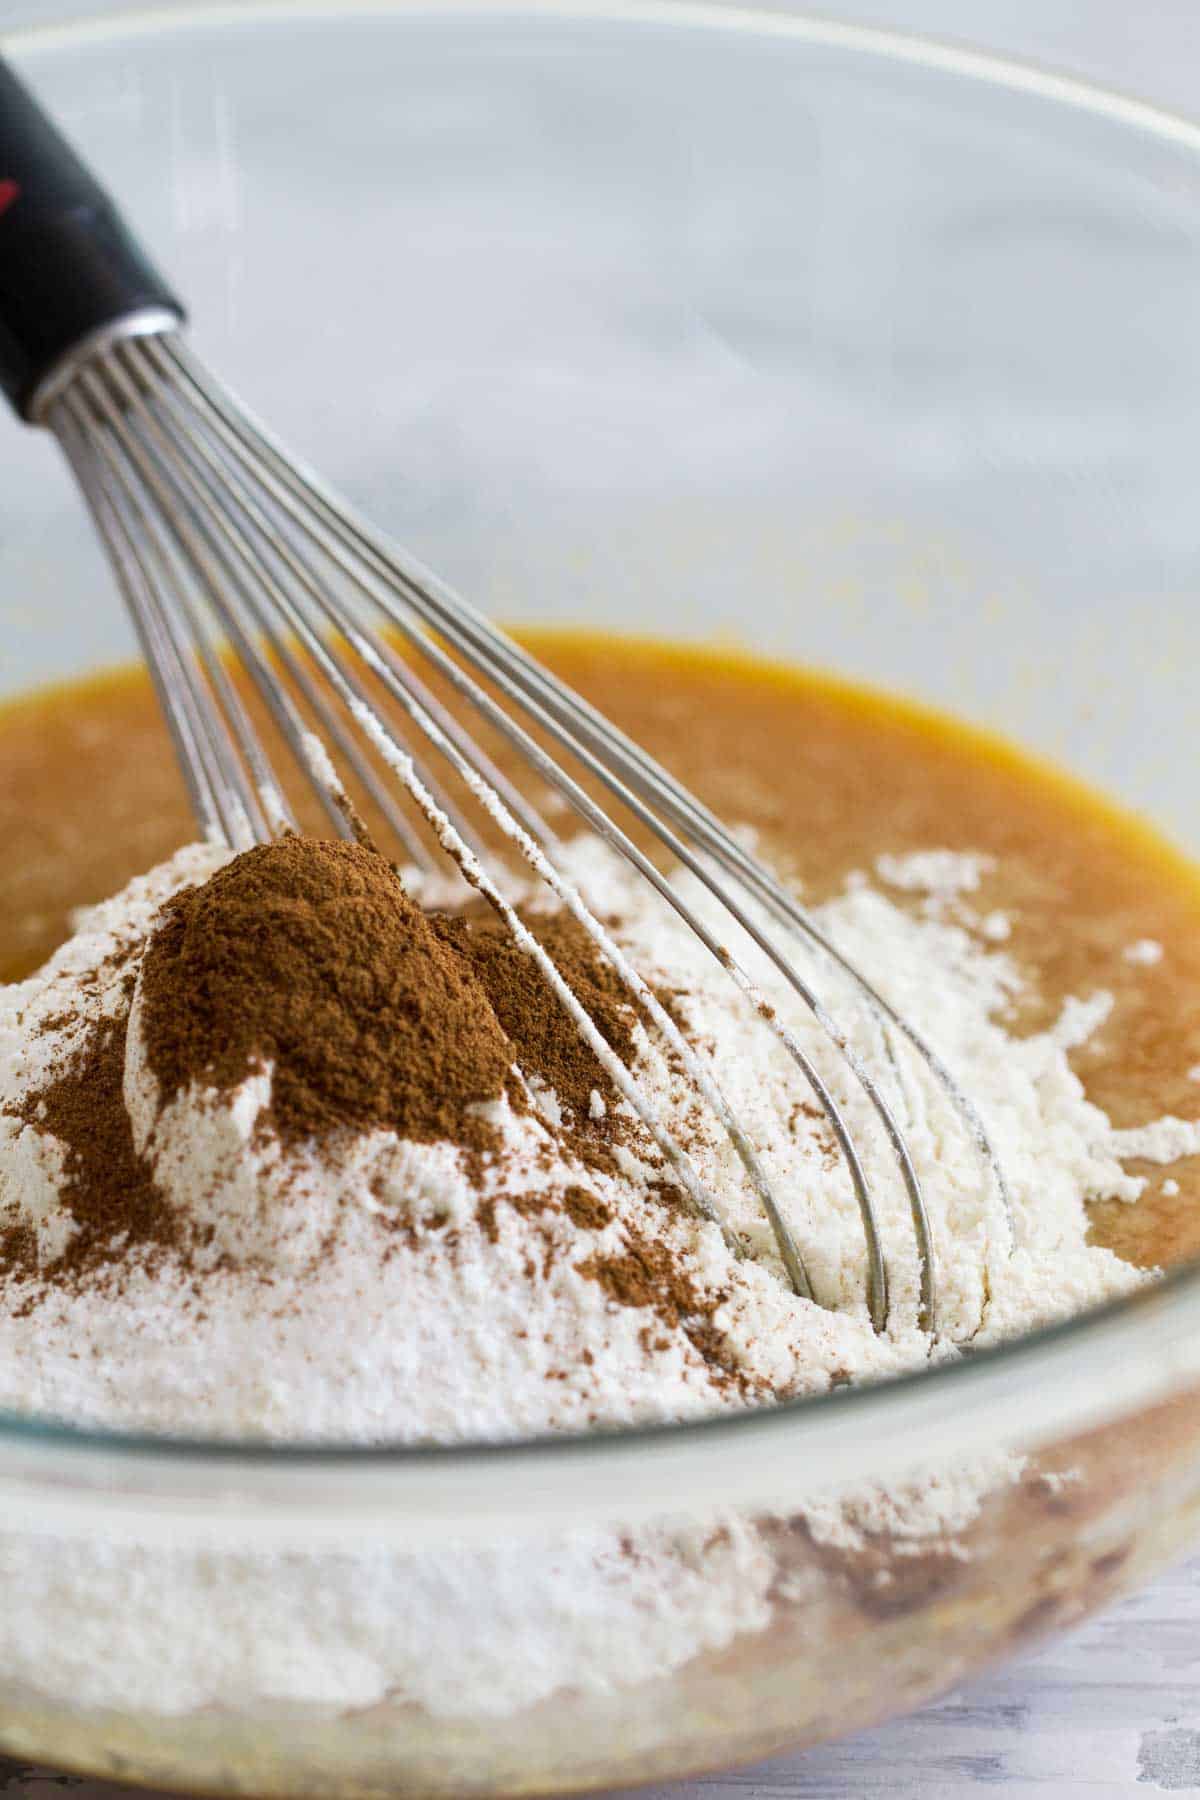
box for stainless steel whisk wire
[0,53,1014,1336]
[49,326,1023,1334]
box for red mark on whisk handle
[0,57,183,421]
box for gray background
[1,4,1199,1797]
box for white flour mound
[0,833,1193,1720]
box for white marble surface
[1,4,1198,1798]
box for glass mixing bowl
[4,4,1200,1793]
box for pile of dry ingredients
[0,829,1196,1718]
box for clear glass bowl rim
[4,0,1200,1542]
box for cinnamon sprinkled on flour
[1,838,713,1334]
[0,820,1183,1453]
[439,908,640,1174]
[14,1013,179,1288]
[578,1224,747,1395]
[139,838,515,1152]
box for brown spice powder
[562,1184,615,1232]
[8,1012,181,1292]
[436,907,640,1176]
[1,838,651,1292]
[138,838,515,1152]
[578,1223,748,1393]
[580,1229,708,1323]
[2,837,722,1375]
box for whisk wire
[142,341,893,1315]
[132,364,497,868]
[146,355,824,1297]
[39,324,1025,1335]
[58,397,259,850]
[143,340,910,1324]
[55,341,798,1280]
[212,394,1010,1262]
[147,339,916,1323]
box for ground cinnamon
[437,906,640,1175]
[138,838,516,1151]
[2,837,654,1296]
[578,1222,748,1393]
[7,1008,180,1293]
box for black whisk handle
[0,55,184,420]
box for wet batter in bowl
[1,631,1197,1280]
[0,630,1198,1724]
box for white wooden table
[3,1553,1199,1800]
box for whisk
[0,56,1011,1334]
